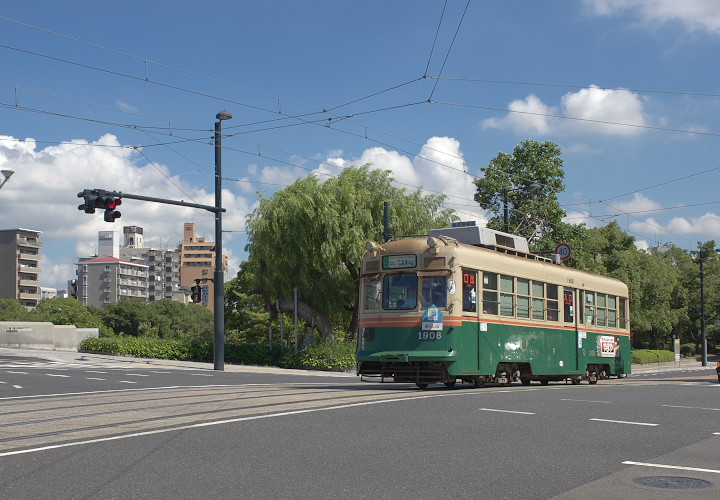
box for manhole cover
[633,476,713,489]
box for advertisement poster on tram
[598,335,619,357]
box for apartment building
[119,226,183,303]
[75,256,149,307]
[178,222,227,309]
[0,228,42,308]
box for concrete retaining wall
[0,321,99,350]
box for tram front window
[383,274,418,310]
[422,276,447,308]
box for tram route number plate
[382,254,417,269]
[418,331,442,340]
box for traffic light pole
[77,189,224,214]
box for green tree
[225,263,271,344]
[0,299,30,321]
[28,297,106,331]
[474,140,566,243]
[100,299,150,336]
[245,164,455,338]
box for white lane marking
[46,374,70,378]
[0,381,6,384]
[85,371,107,374]
[85,378,106,381]
[150,371,170,374]
[560,399,611,404]
[190,374,213,377]
[590,418,658,426]
[125,374,149,377]
[663,404,720,411]
[6,371,28,374]
[0,391,490,457]
[118,381,138,384]
[13,385,22,389]
[479,408,536,415]
[623,461,720,474]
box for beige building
[75,256,149,307]
[0,228,42,308]
[178,223,227,309]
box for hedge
[632,349,675,364]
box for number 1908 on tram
[356,222,631,389]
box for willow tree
[244,164,455,338]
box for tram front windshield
[381,274,447,310]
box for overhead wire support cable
[428,0,471,101]
[424,0,448,77]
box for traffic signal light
[103,198,122,223]
[191,284,202,303]
[77,191,122,222]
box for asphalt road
[1,359,718,499]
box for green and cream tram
[356,222,631,388]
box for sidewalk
[0,346,355,377]
[1,346,716,376]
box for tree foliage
[474,140,566,243]
[244,165,456,337]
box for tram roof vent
[429,223,530,253]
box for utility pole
[700,250,707,367]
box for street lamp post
[0,169,14,190]
[502,182,541,233]
[214,111,232,371]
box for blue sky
[1,0,720,291]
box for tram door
[563,288,578,371]
[461,269,480,372]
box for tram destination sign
[382,254,417,269]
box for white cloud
[315,137,487,224]
[630,212,720,238]
[0,134,252,290]
[584,0,720,34]
[482,95,557,135]
[483,86,648,137]
[607,193,662,215]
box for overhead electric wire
[425,75,720,99]
[424,0,448,77]
[428,0,470,100]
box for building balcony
[18,291,41,301]
[17,237,41,248]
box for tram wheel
[540,379,549,386]
[473,377,486,388]
[571,377,581,385]
[588,372,598,385]
[521,378,531,386]
[444,380,456,388]
[416,383,429,390]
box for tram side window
[532,281,545,320]
[363,278,381,311]
[607,295,617,327]
[382,274,418,310]
[619,297,628,328]
[596,293,607,326]
[482,272,498,315]
[517,278,530,318]
[563,289,575,324]
[547,284,559,321]
[584,291,595,325]
[462,270,477,312]
[422,276,447,308]
[500,275,514,317]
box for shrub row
[80,336,356,371]
[632,349,675,364]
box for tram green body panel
[357,320,631,378]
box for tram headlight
[427,237,438,248]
